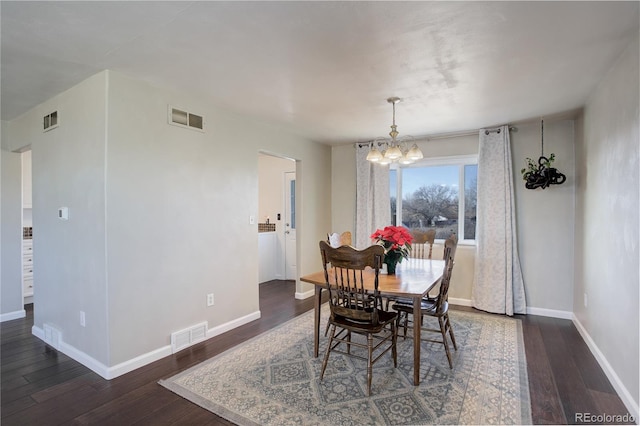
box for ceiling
[1,1,638,145]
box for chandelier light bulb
[406,143,424,160]
[384,144,403,160]
[366,146,383,162]
[378,152,392,165]
[399,154,414,165]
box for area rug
[159,307,532,425]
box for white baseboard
[295,289,315,300]
[449,297,472,307]
[449,299,573,320]
[207,310,261,339]
[526,306,573,319]
[0,309,26,322]
[30,310,263,380]
[572,315,639,422]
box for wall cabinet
[23,239,33,297]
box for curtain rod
[482,125,516,136]
[355,125,516,148]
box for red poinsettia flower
[370,225,413,262]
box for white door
[284,171,297,280]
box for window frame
[390,154,478,245]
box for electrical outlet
[80,311,86,327]
[249,215,255,225]
[207,293,214,307]
[584,293,588,308]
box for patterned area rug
[159,307,531,425]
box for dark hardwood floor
[1,280,633,425]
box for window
[390,155,477,241]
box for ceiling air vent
[168,105,204,131]
[43,111,59,132]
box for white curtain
[472,126,526,315]
[355,145,390,249]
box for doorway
[22,150,34,306]
[257,153,296,283]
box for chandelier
[365,97,423,165]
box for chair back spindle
[410,229,436,259]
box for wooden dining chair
[384,228,438,310]
[411,228,436,259]
[392,236,458,368]
[423,232,458,302]
[318,240,398,396]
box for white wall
[1,70,332,374]
[575,32,639,413]
[1,140,25,320]
[511,120,576,314]
[105,71,331,365]
[331,144,357,235]
[5,72,111,362]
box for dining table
[300,257,446,386]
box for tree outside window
[390,160,477,241]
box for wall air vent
[170,321,208,353]
[168,105,204,131]
[43,323,61,349]
[43,111,59,132]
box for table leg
[314,286,322,357]
[413,296,421,385]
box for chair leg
[367,333,373,396]
[446,313,457,350]
[403,312,409,339]
[396,311,409,340]
[320,325,336,380]
[324,320,330,337]
[438,316,453,369]
[391,321,398,368]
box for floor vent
[168,105,204,131]
[171,322,208,353]
[43,323,61,349]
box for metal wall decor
[521,120,566,190]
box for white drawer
[23,244,33,254]
[23,254,33,264]
[23,278,33,296]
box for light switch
[58,207,69,220]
